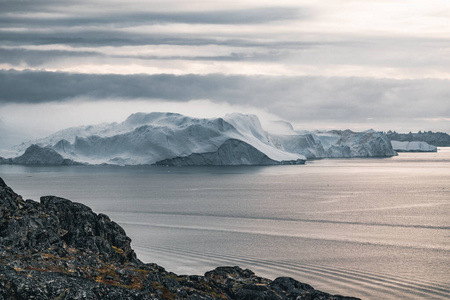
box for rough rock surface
[155,139,305,166]
[0,177,359,299]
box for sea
[1,149,449,299]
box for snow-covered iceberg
[270,129,396,159]
[5,113,305,166]
[313,129,397,158]
[2,112,397,166]
[391,141,437,152]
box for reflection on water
[1,149,449,299]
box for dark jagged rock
[0,144,80,165]
[0,156,12,164]
[0,177,359,300]
[0,265,156,300]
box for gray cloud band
[0,7,305,27]
[0,70,448,122]
[0,48,286,67]
[0,31,325,49]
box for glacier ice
[270,129,396,159]
[391,141,437,152]
[2,112,396,166]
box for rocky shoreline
[0,177,359,299]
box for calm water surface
[1,149,449,299]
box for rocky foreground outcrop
[0,177,359,300]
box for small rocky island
[0,177,359,299]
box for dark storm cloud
[0,7,305,27]
[1,70,449,123]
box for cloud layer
[1,69,448,125]
[0,0,449,147]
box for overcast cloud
[0,0,449,148]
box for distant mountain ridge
[386,131,450,147]
[1,112,396,166]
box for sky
[0,0,449,148]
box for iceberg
[2,112,396,166]
[271,129,396,159]
[391,141,437,152]
[4,113,305,166]
[313,129,397,158]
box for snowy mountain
[2,112,396,166]
[391,141,437,152]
